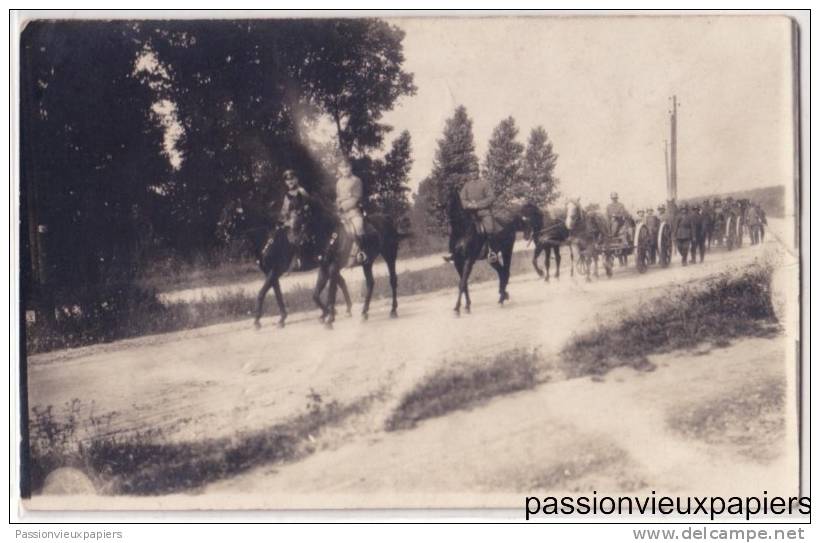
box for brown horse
[223,198,353,329]
[564,199,610,282]
[518,202,574,281]
[447,191,528,315]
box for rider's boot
[355,235,367,264]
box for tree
[483,116,524,208]
[424,106,480,234]
[288,19,417,159]
[366,130,413,231]
[520,126,560,207]
[20,21,171,300]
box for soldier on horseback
[335,161,367,265]
[444,175,502,265]
[275,169,310,271]
[606,192,629,238]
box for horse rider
[645,207,660,264]
[606,192,628,237]
[276,169,310,270]
[336,161,367,265]
[458,174,502,264]
[673,203,694,266]
[690,204,707,264]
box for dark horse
[224,198,353,329]
[518,202,574,282]
[565,199,610,282]
[446,191,523,315]
[307,202,407,329]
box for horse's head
[565,199,582,231]
[518,202,544,241]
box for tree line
[20,19,416,307]
[412,106,560,238]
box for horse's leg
[360,261,375,321]
[385,252,399,318]
[569,244,575,278]
[253,271,276,329]
[499,242,513,303]
[312,267,330,321]
[271,277,287,328]
[532,245,545,278]
[543,245,550,282]
[324,265,340,329]
[337,274,353,317]
[553,245,561,280]
[453,257,464,315]
[455,257,475,316]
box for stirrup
[488,251,499,264]
[356,251,367,264]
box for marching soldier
[690,204,707,263]
[673,204,694,266]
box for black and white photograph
[12,11,805,517]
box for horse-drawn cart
[577,220,653,277]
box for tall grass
[385,348,540,431]
[29,393,370,495]
[561,262,779,377]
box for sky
[378,15,795,210]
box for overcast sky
[379,15,794,210]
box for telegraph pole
[669,95,679,202]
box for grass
[29,392,372,495]
[385,261,780,433]
[560,262,780,377]
[384,348,540,432]
[27,249,542,354]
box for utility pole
[669,95,679,202]
[664,139,670,197]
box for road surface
[26,218,799,507]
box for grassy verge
[29,392,371,495]
[560,262,779,377]
[385,348,540,431]
[27,250,540,354]
[386,262,779,432]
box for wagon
[577,221,653,277]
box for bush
[561,263,779,377]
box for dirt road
[26,219,798,507]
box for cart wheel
[635,224,649,273]
[726,216,736,251]
[658,223,672,268]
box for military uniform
[280,186,309,229]
[606,198,628,236]
[336,171,366,263]
[690,206,707,263]
[673,207,694,266]
[459,177,497,234]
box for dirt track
[26,219,799,506]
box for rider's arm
[459,183,474,209]
[337,177,363,212]
[472,184,495,209]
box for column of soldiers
[634,196,768,267]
